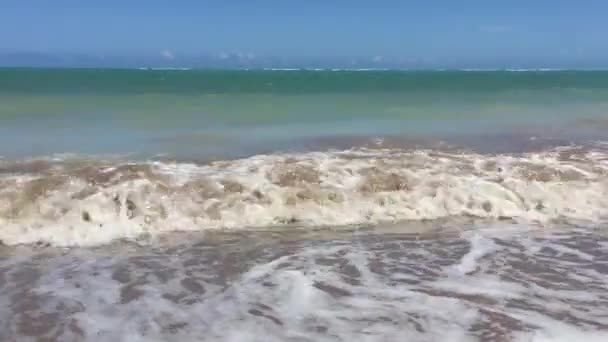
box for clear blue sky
[1,0,607,67]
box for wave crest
[1,147,607,246]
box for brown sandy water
[0,143,607,341]
[1,223,607,342]
[2,143,608,246]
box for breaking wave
[1,146,608,246]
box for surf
[1,145,607,246]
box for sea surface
[1,68,608,341]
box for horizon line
[2,66,608,72]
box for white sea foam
[1,224,606,341]
[451,233,498,275]
[1,147,607,246]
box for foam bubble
[452,233,498,275]
[1,146,608,246]
[1,224,606,341]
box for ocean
[1,68,607,341]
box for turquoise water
[1,68,608,158]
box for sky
[1,0,607,68]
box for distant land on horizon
[1,51,605,70]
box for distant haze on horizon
[1,0,607,68]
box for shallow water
[2,69,608,341]
[2,69,608,159]
[1,223,607,341]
